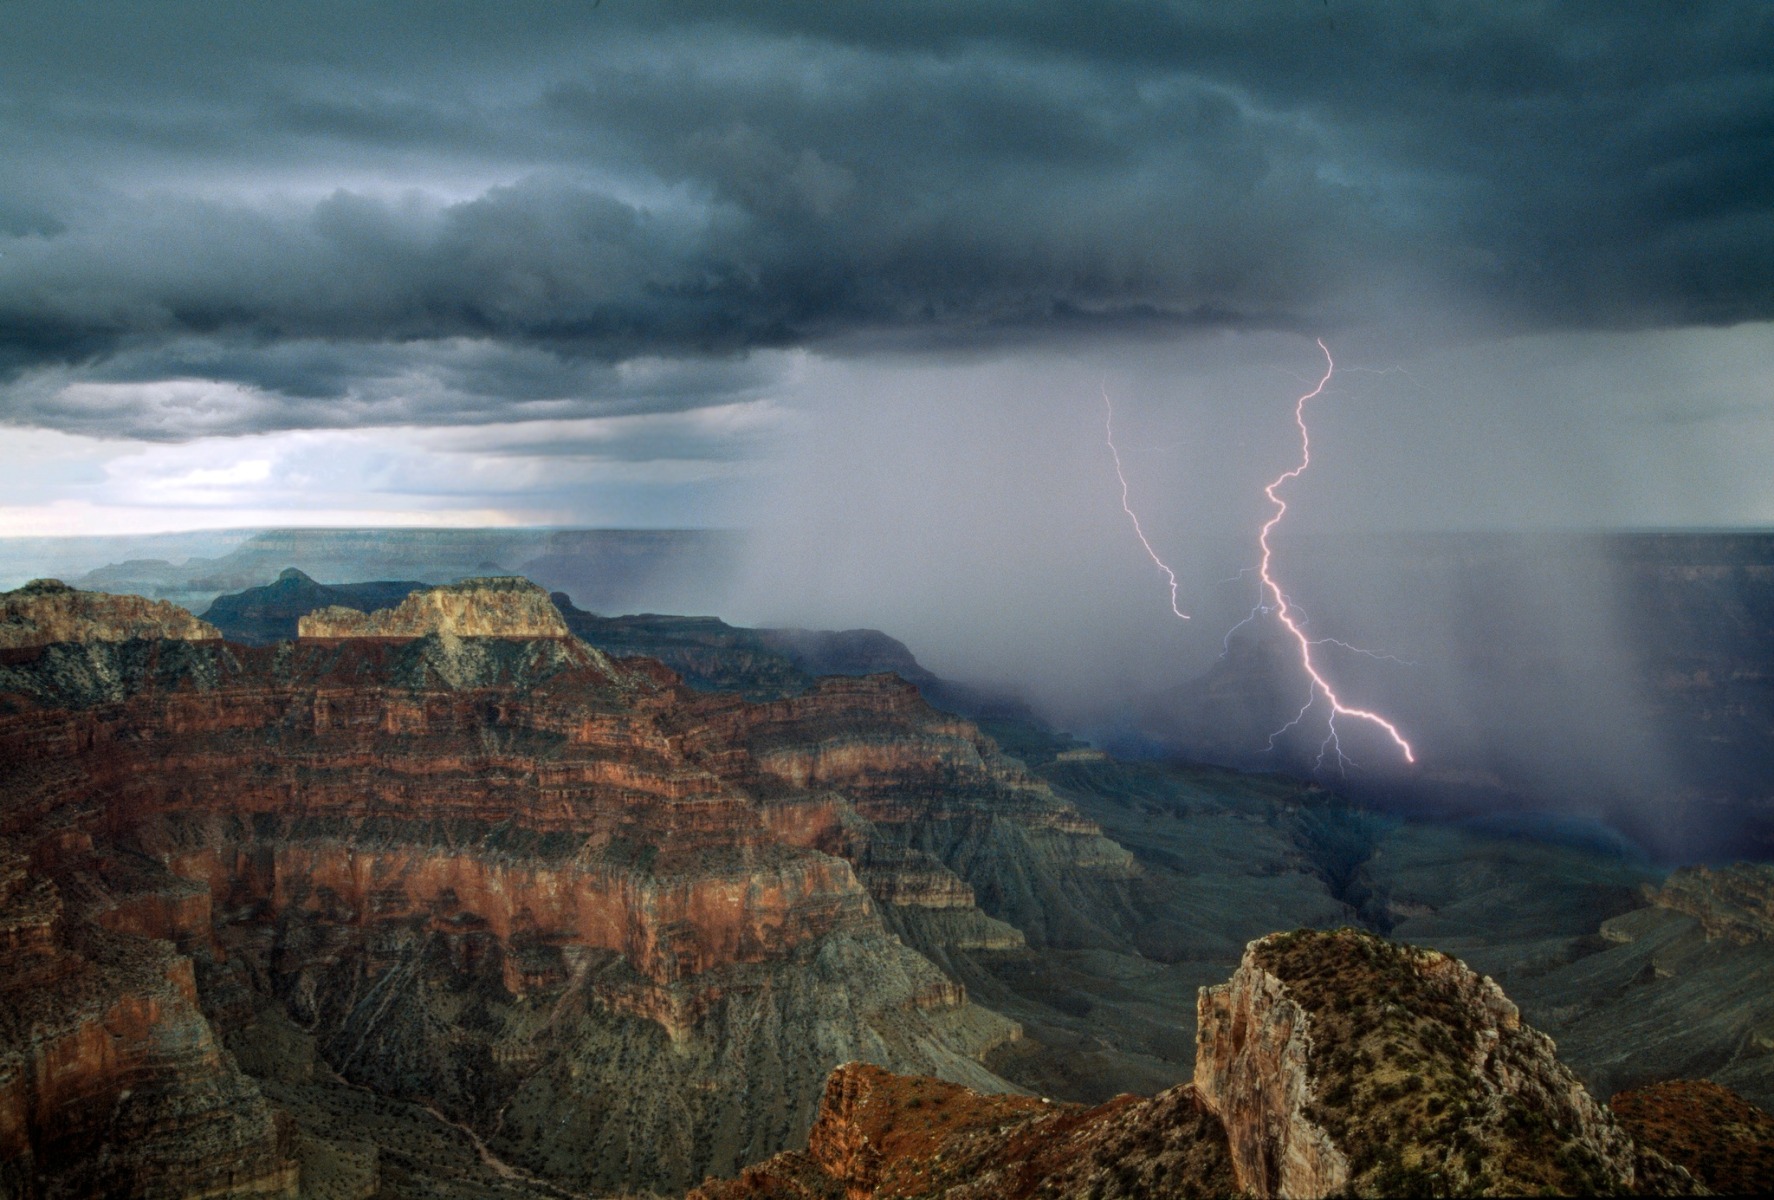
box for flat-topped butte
[0,579,221,648]
[297,576,572,639]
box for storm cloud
[3,1,1771,439]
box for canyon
[5,572,1774,1196]
[0,577,1128,1196]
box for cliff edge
[1196,928,1687,1198]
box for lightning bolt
[1103,384,1189,620]
[1257,340,1415,765]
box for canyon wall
[0,581,1145,1195]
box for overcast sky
[2,1,1771,549]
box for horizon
[3,4,1773,550]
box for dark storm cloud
[1,0,1769,438]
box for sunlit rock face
[198,568,428,645]
[297,576,571,639]
[0,579,1147,1195]
[0,579,221,648]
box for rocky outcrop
[0,579,220,648]
[1652,862,1774,944]
[1196,928,1681,1198]
[1194,948,1348,1198]
[701,928,1708,1199]
[688,675,1143,950]
[297,576,570,638]
[688,1061,1236,1200]
[0,584,1145,1195]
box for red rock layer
[0,842,297,1199]
[1,604,1133,1193]
[688,1061,1236,1200]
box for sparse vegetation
[1612,1078,1774,1195]
[1254,928,1631,1198]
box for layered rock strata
[0,840,297,1200]
[0,579,220,648]
[0,580,1142,1195]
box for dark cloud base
[1,1,1770,438]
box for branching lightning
[1103,384,1189,620]
[1256,339,1415,765]
[1100,345,1413,769]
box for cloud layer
[3,1,1771,439]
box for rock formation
[0,840,298,1199]
[0,579,1141,1195]
[687,1061,1237,1200]
[1195,928,1685,1197]
[297,575,571,638]
[1193,940,1348,1198]
[8,574,1755,1197]
[207,575,1010,716]
[0,579,220,648]
[701,929,1705,1199]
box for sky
[2,2,1771,545]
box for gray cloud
[0,1,1770,439]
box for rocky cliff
[0,839,298,1200]
[700,930,1707,1199]
[1196,928,1680,1197]
[0,579,1145,1195]
[297,576,571,638]
[0,579,220,648]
